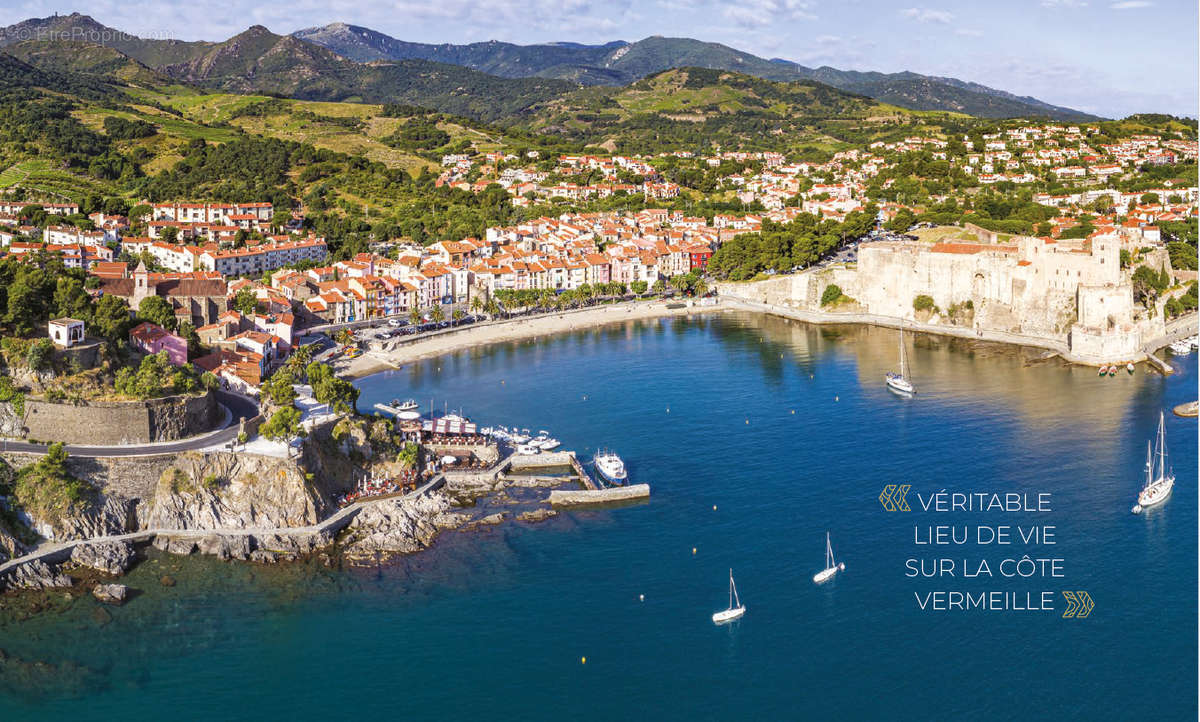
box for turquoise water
[1,311,1196,720]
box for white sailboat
[812,532,846,584]
[712,569,746,624]
[1132,411,1175,514]
[886,327,916,395]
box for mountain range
[0,13,1098,121]
[292,23,1096,120]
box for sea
[1,310,1195,720]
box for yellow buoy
[692,547,697,555]
[639,594,645,601]
[581,656,587,664]
[745,418,749,424]
[712,505,718,511]
[835,396,839,402]
[790,409,795,414]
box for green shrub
[913,295,936,312]
[820,285,843,307]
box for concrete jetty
[549,484,651,506]
[507,450,599,490]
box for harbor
[367,397,648,505]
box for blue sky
[6,1,1197,118]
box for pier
[505,450,599,490]
[549,484,651,506]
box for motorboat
[531,432,561,450]
[595,451,627,483]
[1098,365,1109,376]
[1126,362,1135,374]
[510,428,530,443]
[812,531,846,584]
[392,399,419,412]
[711,569,746,624]
[886,326,916,395]
[1168,339,1192,355]
[1133,411,1175,514]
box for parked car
[388,318,402,327]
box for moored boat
[1098,365,1108,376]
[1126,362,1135,374]
[712,569,746,624]
[812,531,846,584]
[595,451,627,483]
[1133,411,1174,514]
[885,326,916,395]
[516,443,541,456]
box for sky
[3,0,1197,118]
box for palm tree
[452,308,464,326]
[694,278,709,297]
[470,296,483,315]
[430,305,445,324]
[484,298,500,319]
[409,308,421,326]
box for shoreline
[337,300,721,379]
[337,296,1195,381]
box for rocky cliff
[142,452,328,531]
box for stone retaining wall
[0,452,173,503]
[1,392,219,445]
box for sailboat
[711,569,746,624]
[1132,411,1175,514]
[886,327,916,395]
[812,532,846,584]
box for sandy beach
[338,300,722,379]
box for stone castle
[722,227,1172,362]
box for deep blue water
[1,311,1196,720]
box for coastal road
[0,391,260,458]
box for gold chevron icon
[1062,591,1094,618]
[878,484,911,511]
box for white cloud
[1041,0,1088,7]
[1110,0,1152,8]
[722,0,816,28]
[899,7,954,24]
[954,28,983,37]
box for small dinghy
[712,569,746,624]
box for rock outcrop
[340,492,464,564]
[70,540,135,575]
[55,495,138,541]
[92,583,128,604]
[0,524,31,564]
[0,560,72,591]
[143,452,326,531]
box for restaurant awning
[422,418,478,435]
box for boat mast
[899,327,908,377]
[1156,411,1168,481]
[1145,441,1153,489]
[825,532,832,568]
[728,569,734,609]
